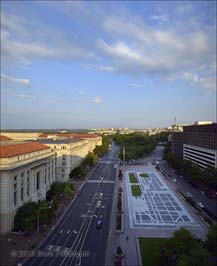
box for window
[21,187,24,201]
[14,175,17,182]
[36,171,40,190]
[27,184,30,197]
[14,191,17,206]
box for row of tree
[113,132,169,161]
[163,143,217,190]
[14,182,74,232]
[69,136,110,178]
[160,225,217,266]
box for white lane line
[66,229,71,234]
[59,229,64,234]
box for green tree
[83,152,98,166]
[206,223,217,255]
[14,202,38,231]
[69,165,86,178]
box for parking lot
[126,169,199,228]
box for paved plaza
[126,167,199,228]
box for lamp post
[37,206,51,236]
[123,145,125,169]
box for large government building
[171,122,217,169]
[0,141,55,233]
[0,133,102,234]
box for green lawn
[140,173,149,178]
[129,172,138,183]
[131,185,141,196]
[139,238,167,266]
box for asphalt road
[23,145,119,266]
[159,162,217,217]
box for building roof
[0,135,13,141]
[39,139,83,144]
[0,142,50,158]
[39,133,100,139]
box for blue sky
[1,1,216,129]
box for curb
[135,236,143,266]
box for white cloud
[151,14,169,23]
[99,15,216,89]
[98,66,115,72]
[5,91,37,99]
[1,73,30,87]
[129,83,143,88]
[181,72,199,83]
[89,96,104,104]
[1,11,94,69]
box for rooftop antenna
[173,117,176,131]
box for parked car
[198,202,204,208]
[96,220,102,229]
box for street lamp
[37,206,51,236]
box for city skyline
[1,1,216,129]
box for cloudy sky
[1,1,216,129]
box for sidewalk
[0,165,98,266]
[106,166,141,266]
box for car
[96,220,102,229]
[97,200,102,207]
[198,202,204,208]
[187,192,194,198]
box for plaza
[126,166,199,228]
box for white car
[198,202,204,208]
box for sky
[1,1,216,129]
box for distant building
[2,132,42,141]
[0,142,55,234]
[183,123,217,169]
[171,132,185,157]
[39,139,89,181]
[171,123,217,169]
[38,133,102,152]
[0,135,13,141]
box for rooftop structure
[0,135,13,141]
[0,142,50,158]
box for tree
[14,202,38,231]
[69,165,86,178]
[160,228,208,266]
[83,152,97,166]
[206,223,217,255]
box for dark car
[96,220,102,229]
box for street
[23,145,119,266]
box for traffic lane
[80,184,114,266]
[89,163,105,180]
[160,164,217,216]
[25,183,98,266]
[24,181,95,265]
[89,162,111,181]
[25,154,116,265]
[58,183,114,266]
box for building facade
[171,123,217,169]
[39,139,90,181]
[0,142,55,234]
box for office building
[0,142,55,233]
[171,122,217,169]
